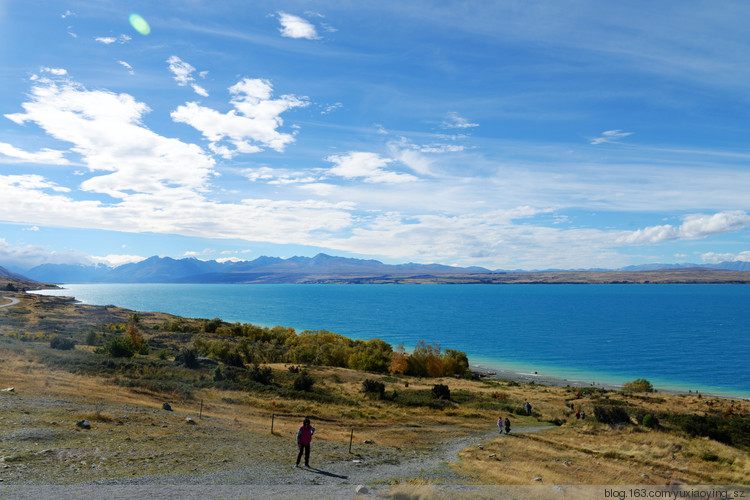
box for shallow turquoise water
[36,283,750,397]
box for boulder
[185,417,197,425]
[1,387,14,392]
[76,420,91,430]
[162,402,173,411]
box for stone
[1,387,14,392]
[185,417,197,425]
[162,402,173,411]
[76,420,91,430]
[355,485,369,495]
[489,453,496,458]
[363,439,374,444]
[532,476,542,482]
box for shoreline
[26,286,750,401]
[470,362,750,401]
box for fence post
[199,399,203,419]
[271,413,274,434]
[349,428,354,454]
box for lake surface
[35,283,750,398]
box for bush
[50,337,76,351]
[362,379,386,399]
[432,383,451,400]
[248,364,274,385]
[179,348,200,369]
[213,366,225,382]
[104,337,134,358]
[622,378,654,393]
[642,413,659,428]
[594,404,631,425]
[293,371,315,392]
[85,330,98,346]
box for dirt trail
[0,296,20,309]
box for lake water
[34,283,750,398]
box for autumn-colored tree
[389,345,409,374]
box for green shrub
[85,330,98,346]
[50,337,76,351]
[362,379,386,399]
[594,404,631,425]
[248,364,273,385]
[432,383,451,400]
[104,337,134,358]
[642,413,659,428]
[293,371,315,392]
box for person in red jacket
[295,417,316,468]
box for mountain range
[5,254,750,284]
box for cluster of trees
[161,318,472,378]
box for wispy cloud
[590,129,633,145]
[277,12,320,40]
[95,34,131,45]
[442,112,478,129]
[167,56,209,96]
[118,60,134,75]
[0,143,69,165]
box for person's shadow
[302,466,348,479]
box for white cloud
[590,129,633,145]
[277,12,320,40]
[0,143,69,164]
[616,211,750,244]
[41,67,67,76]
[167,56,209,96]
[442,112,478,129]
[95,37,117,45]
[23,226,39,231]
[326,152,418,184]
[701,251,750,264]
[118,60,134,75]
[90,254,146,267]
[0,238,93,271]
[171,78,307,158]
[5,77,216,198]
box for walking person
[525,401,532,415]
[497,416,504,434]
[504,416,511,434]
[295,417,315,468]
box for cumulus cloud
[616,211,750,245]
[442,112,478,129]
[277,12,320,40]
[171,78,307,158]
[701,251,750,264]
[167,56,209,96]
[0,143,69,164]
[5,76,216,198]
[590,129,633,145]
[326,152,418,184]
[95,34,130,44]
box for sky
[2,0,750,272]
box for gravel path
[0,296,20,309]
[1,423,552,499]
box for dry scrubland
[1,281,749,496]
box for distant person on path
[295,417,315,468]
[525,401,532,415]
[504,416,511,434]
[497,416,504,434]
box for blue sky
[2,0,750,271]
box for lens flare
[129,14,151,35]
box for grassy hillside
[1,279,749,491]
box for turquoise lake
[36,283,750,398]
